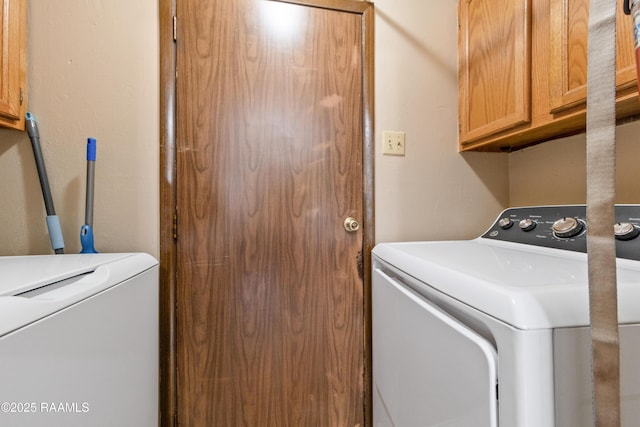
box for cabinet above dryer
[458,0,640,152]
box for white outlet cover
[383,131,406,156]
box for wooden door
[549,0,636,113]
[172,0,374,425]
[458,0,532,144]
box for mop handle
[85,138,96,227]
[80,138,98,254]
[25,112,64,254]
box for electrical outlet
[382,131,405,156]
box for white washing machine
[372,205,640,426]
[0,253,158,427]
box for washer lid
[372,239,640,330]
[0,253,158,338]
[0,253,138,296]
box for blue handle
[80,224,98,254]
[86,138,97,161]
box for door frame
[158,0,375,425]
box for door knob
[344,217,360,232]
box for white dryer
[372,205,640,426]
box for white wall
[374,0,509,243]
[510,120,640,206]
[0,0,159,256]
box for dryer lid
[372,239,640,329]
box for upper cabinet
[549,0,636,113]
[458,0,640,152]
[0,0,26,130]
[458,0,531,145]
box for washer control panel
[481,205,640,261]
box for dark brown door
[174,0,374,425]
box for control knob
[552,217,584,238]
[518,218,536,231]
[498,217,514,229]
[614,222,640,241]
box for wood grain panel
[159,0,177,425]
[175,0,366,425]
[550,0,637,113]
[458,0,531,144]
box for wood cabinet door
[458,0,532,145]
[549,0,636,113]
[174,0,373,425]
[0,0,26,130]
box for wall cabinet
[0,0,27,130]
[549,0,636,113]
[458,0,640,152]
[458,0,531,147]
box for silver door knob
[344,217,360,232]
